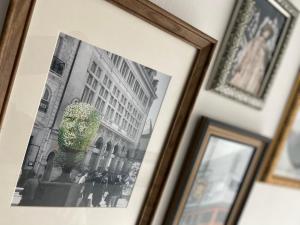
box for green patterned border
[207,0,298,109]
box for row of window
[109,53,150,108]
[82,61,145,139]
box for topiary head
[58,102,100,153]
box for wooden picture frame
[207,0,298,109]
[164,117,269,225]
[0,1,216,225]
[260,71,300,188]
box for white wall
[0,0,299,224]
[150,0,300,225]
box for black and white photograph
[228,0,286,96]
[178,136,254,225]
[11,33,171,208]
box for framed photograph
[207,0,298,109]
[261,72,300,188]
[163,117,269,225]
[0,0,216,225]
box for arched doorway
[43,152,55,181]
[89,137,104,171]
[104,141,112,169]
[96,137,104,151]
[110,145,119,171]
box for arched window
[95,137,104,150]
[39,87,51,113]
[112,145,119,155]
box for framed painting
[0,0,216,225]
[207,0,298,109]
[163,117,269,225]
[261,72,300,188]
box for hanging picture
[207,0,298,109]
[0,0,216,224]
[11,33,171,208]
[263,72,300,188]
[164,118,269,225]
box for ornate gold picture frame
[262,72,300,188]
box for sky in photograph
[204,136,254,162]
[142,71,171,133]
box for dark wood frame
[0,0,216,224]
[259,71,300,188]
[164,117,269,225]
[0,0,36,126]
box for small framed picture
[207,0,298,109]
[263,72,300,188]
[164,117,269,225]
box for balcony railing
[50,56,65,76]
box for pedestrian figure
[92,170,108,207]
[19,171,41,206]
[110,174,124,207]
[79,171,95,207]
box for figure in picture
[19,171,42,206]
[229,22,275,95]
[92,170,109,207]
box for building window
[104,90,108,100]
[95,97,101,109]
[133,80,140,94]
[138,89,145,101]
[90,61,97,73]
[50,56,65,76]
[81,86,94,104]
[95,97,106,114]
[92,80,98,90]
[114,113,121,125]
[99,85,105,96]
[121,95,125,105]
[87,90,94,104]
[137,113,143,121]
[127,72,135,87]
[87,74,93,85]
[109,95,113,105]
[81,86,89,102]
[133,108,137,117]
[107,79,112,89]
[111,54,121,67]
[99,100,105,113]
[103,75,108,85]
[120,61,129,78]
[105,106,114,121]
[118,104,124,114]
[143,95,149,107]
[96,67,102,78]
[133,128,137,138]
[121,119,127,130]
[112,86,117,95]
[39,87,51,113]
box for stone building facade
[21,33,158,182]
